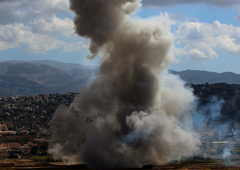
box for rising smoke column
[49,0,200,168]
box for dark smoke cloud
[69,0,141,59]
[49,0,200,168]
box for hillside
[1,60,240,96]
[1,60,99,72]
[172,70,240,84]
[0,62,96,96]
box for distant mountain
[0,62,97,96]
[1,60,99,72]
[1,60,240,96]
[0,75,44,97]
[171,70,240,84]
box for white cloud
[62,42,89,52]
[1,0,240,60]
[188,47,217,61]
[0,23,88,54]
[216,34,240,56]
[0,23,60,53]
[158,12,188,27]
[30,14,76,39]
[166,16,240,61]
[0,0,89,54]
[0,0,71,24]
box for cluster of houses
[196,127,240,158]
[0,142,31,158]
[0,139,48,158]
[0,124,30,136]
[0,93,79,134]
[0,93,79,158]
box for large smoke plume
[49,0,200,168]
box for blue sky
[0,0,240,73]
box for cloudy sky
[0,0,240,73]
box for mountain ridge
[0,61,97,96]
[1,60,99,72]
[0,60,239,96]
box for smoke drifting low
[49,0,200,168]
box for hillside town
[0,92,78,159]
[0,83,240,160]
[0,92,78,132]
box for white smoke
[49,0,201,168]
